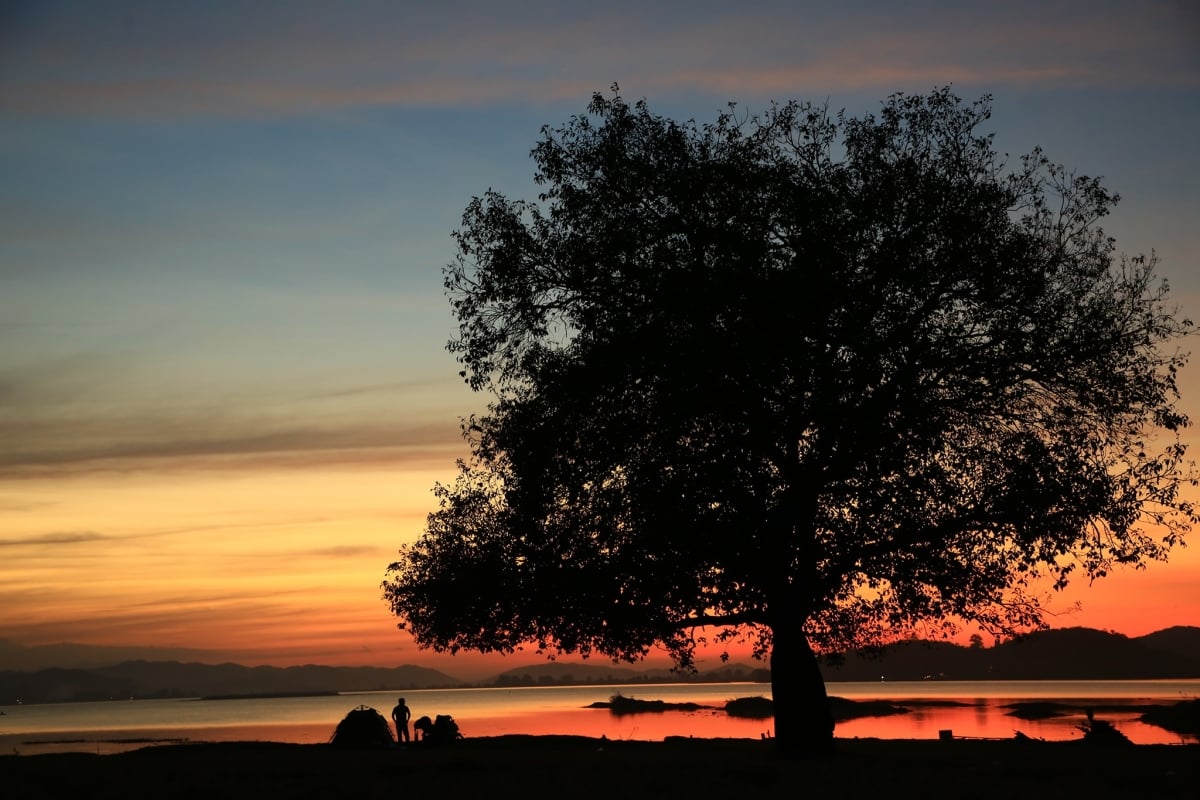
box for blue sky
[2,1,1198,672]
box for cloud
[120,587,309,612]
[0,359,468,476]
[0,530,105,547]
[0,414,465,477]
[306,380,447,401]
[306,545,386,559]
[0,596,301,646]
[0,583,403,660]
[2,2,1195,119]
[0,350,471,478]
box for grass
[5,736,1198,800]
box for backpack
[414,713,463,744]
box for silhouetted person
[413,715,434,741]
[391,697,411,743]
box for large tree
[383,87,1195,754]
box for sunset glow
[2,1,1198,679]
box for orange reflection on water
[834,704,1193,745]
[454,703,1193,745]
[6,690,1193,755]
[457,707,775,741]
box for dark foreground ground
[4,736,1198,800]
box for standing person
[391,697,411,743]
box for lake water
[2,680,1197,754]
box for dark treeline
[491,662,772,687]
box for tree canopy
[383,86,1194,753]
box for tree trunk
[770,624,834,757]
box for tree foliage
[383,86,1194,750]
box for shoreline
[4,694,1196,755]
[6,736,1199,799]
[5,721,1198,758]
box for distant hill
[0,661,465,705]
[492,661,648,685]
[821,626,1200,682]
[421,627,1200,687]
[1136,626,1200,664]
[3,626,1196,704]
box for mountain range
[0,661,464,705]
[1,626,1197,705]
[820,626,1200,681]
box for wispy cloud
[0,585,405,661]
[0,350,470,477]
[119,587,310,612]
[0,530,105,547]
[3,1,1195,119]
[306,380,446,401]
[0,416,465,477]
[306,545,386,559]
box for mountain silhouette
[820,627,1200,681]
[1135,626,1200,664]
[2,627,1196,704]
[0,661,464,704]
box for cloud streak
[0,392,467,474]
[0,351,472,477]
[0,415,460,470]
[3,1,1195,119]
[0,530,105,547]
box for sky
[2,1,1199,679]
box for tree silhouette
[383,87,1195,755]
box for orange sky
[3,375,1196,682]
[2,2,1197,681]
[2,434,1196,680]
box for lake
[2,680,1197,754]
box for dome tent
[329,704,395,747]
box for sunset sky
[2,1,1199,680]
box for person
[412,715,433,741]
[391,697,411,743]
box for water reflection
[832,700,1194,745]
[460,706,775,741]
[200,697,1194,746]
[3,680,1196,754]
